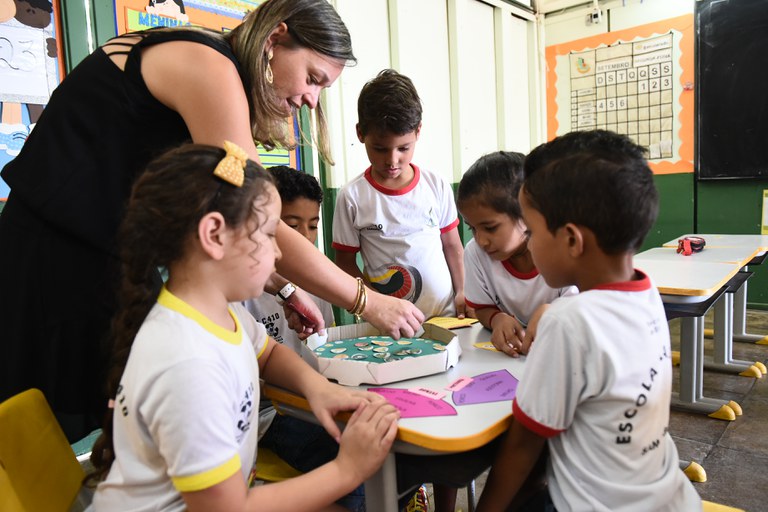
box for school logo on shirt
[367,264,423,303]
[235,383,255,443]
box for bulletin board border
[545,14,694,175]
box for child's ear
[198,212,228,260]
[415,122,422,140]
[562,222,585,257]
[356,123,364,143]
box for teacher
[0,0,424,441]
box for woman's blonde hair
[224,0,356,164]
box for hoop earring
[265,47,274,85]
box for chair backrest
[0,389,85,512]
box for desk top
[264,324,525,453]
[633,253,741,298]
[662,234,768,252]
[636,246,761,265]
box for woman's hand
[336,400,399,481]
[490,313,526,358]
[283,288,325,339]
[362,291,424,339]
[304,383,385,442]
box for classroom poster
[113,0,299,169]
[0,0,64,199]
[546,14,694,175]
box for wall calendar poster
[546,15,694,175]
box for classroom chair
[253,446,303,483]
[0,388,86,512]
[702,500,745,511]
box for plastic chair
[254,447,302,482]
[0,388,85,512]
[702,500,745,511]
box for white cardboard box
[301,322,461,386]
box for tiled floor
[428,310,768,512]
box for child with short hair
[245,166,334,354]
[332,69,466,319]
[457,151,577,357]
[245,165,367,510]
[89,143,399,511]
[477,130,701,511]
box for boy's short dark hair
[522,130,658,254]
[357,69,422,136]
[268,166,323,204]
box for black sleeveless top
[1,28,243,254]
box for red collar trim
[502,259,539,280]
[593,270,651,292]
[364,164,420,196]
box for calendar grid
[570,34,675,160]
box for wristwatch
[275,282,297,304]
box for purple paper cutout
[369,387,457,418]
[452,369,518,405]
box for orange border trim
[545,14,694,175]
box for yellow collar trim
[157,287,242,345]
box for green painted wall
[698,180,768,308]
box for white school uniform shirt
[513,272,701,512]
[332,164,459,319]
[92,289,267,512]
[463,238,576,325]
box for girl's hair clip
[213,140,249,187]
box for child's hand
[521,304,550,354]
[282,288,326,339]
[490,313,526,358]
[336,400,399,481]
[305,383,384,442]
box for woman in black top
[0,0,423,441]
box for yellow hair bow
[213,140,249,187]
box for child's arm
[334,250,366,282]
[441,228,467,318]
[476,418,547,511]
[477,307,526,357]
[182,399,399,512]
[259,338,381,441]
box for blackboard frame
[696,0,768,180]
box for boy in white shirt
[332,69,466,320]
[477,130,701,511]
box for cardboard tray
[300,322,461,386]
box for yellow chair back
[0,389,85,512]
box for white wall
[323,0,540,189]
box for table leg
[672,317,736,420]
[708,294,763,379]
[364,453,398,512]
[732,268,768,345]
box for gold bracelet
[346,277,367,320]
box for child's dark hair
[457,151,526,221]
[88,144,274,483]
[522,130,658,254]
[357,69,422,136]
[269,165,323,204]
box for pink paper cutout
[452,369,518,405]
[445,376,473,392]
[369,387,457,418]
[409,387,447,400]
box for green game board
[313,335,447,363]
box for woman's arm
[141,42,423,337]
